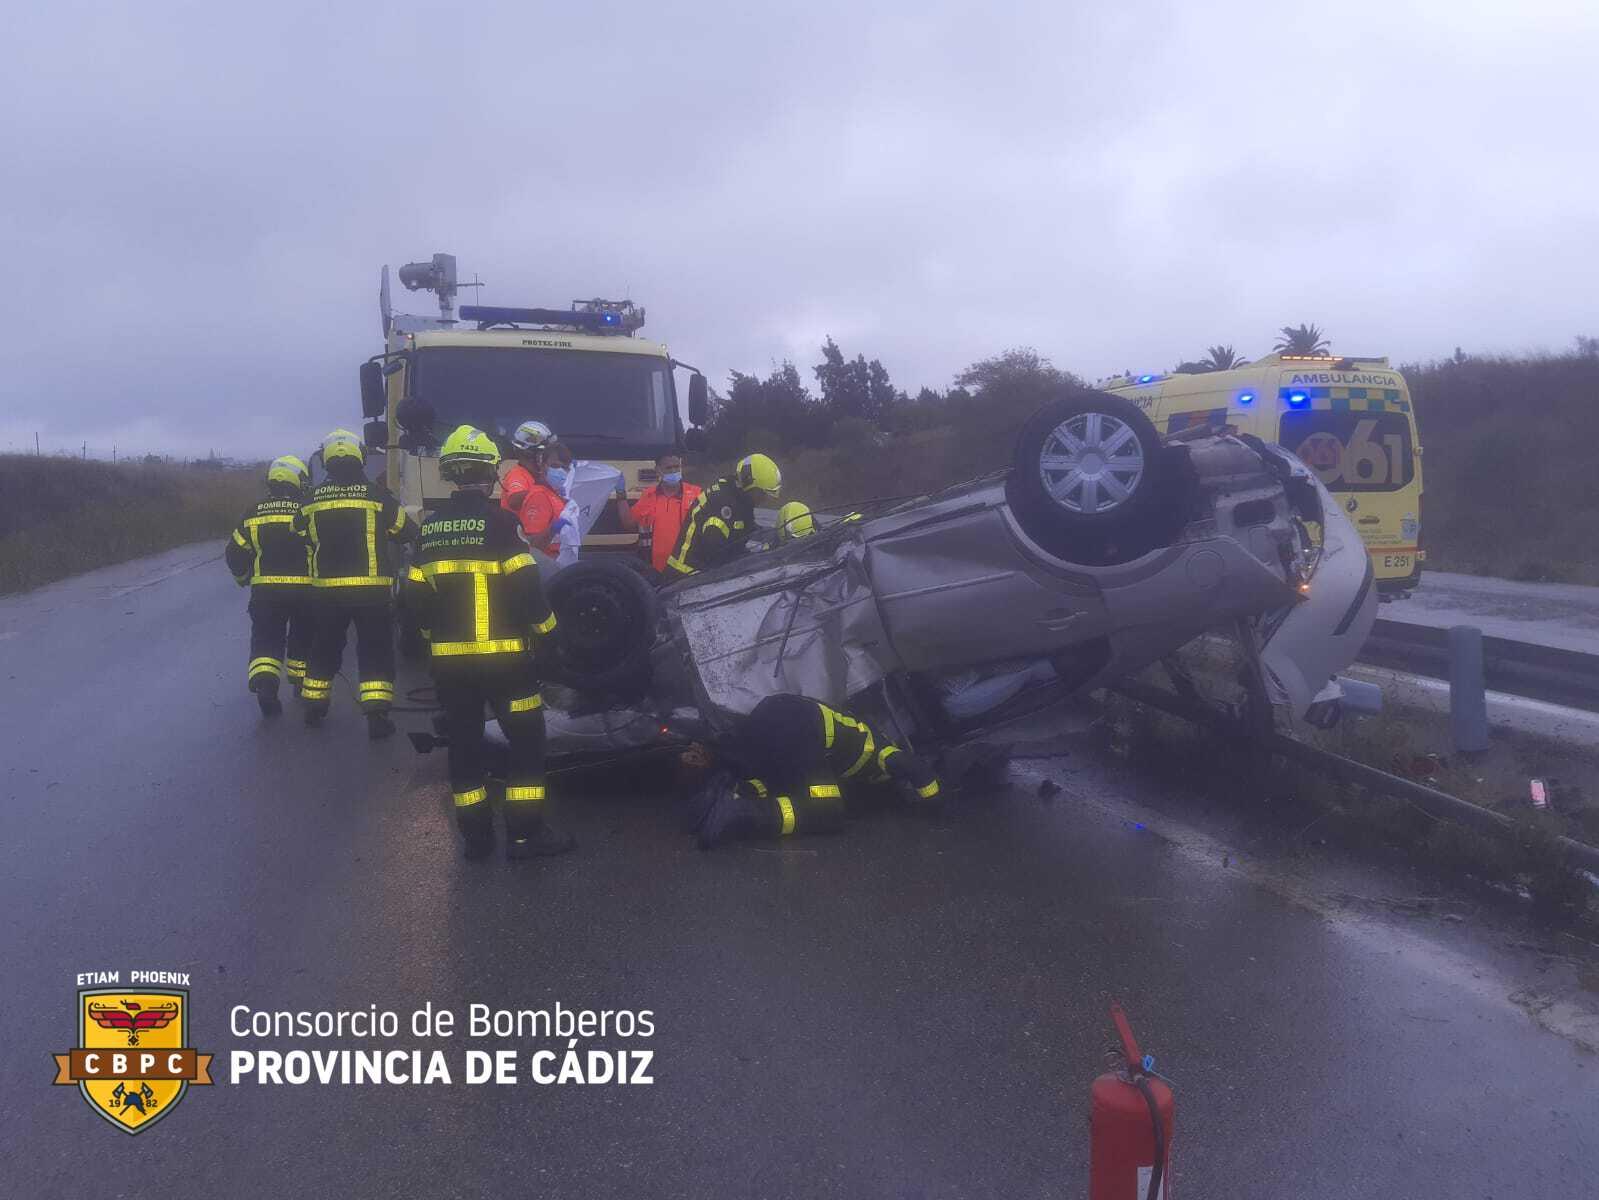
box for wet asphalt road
[2,545,1596,1198]
[1394,570,1599,654]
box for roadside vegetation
[0,454,258,594]
[691,332,1599,583]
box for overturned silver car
[532,390,1376,761]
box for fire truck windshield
[409,347,678,458]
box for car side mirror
[683,427,707,452]
[687,373,709,427]
[363,419,388,450]
[360,361,386,419]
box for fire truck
[356,253,708,554]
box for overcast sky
[4,0,1596,459]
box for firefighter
[685,693,943,849]
[403,424,573,860]
[224,454,313,716]
[663,452,782,579]
[296,429,417,738]
[612,451,703,576]
[775,500,815,541]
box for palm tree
[1202,344,1247,371]
[1273,324,1329,355]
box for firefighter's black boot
[456,801,495,861]
[251,675,282,718]
[506,816,576,859]
[366,711,396,741]
[697,788,781,850]
[682,771,736,833]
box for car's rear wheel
[1006,391,1172,562]
[545,559,660,695]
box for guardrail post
[1448,625,1490,753]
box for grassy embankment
[0,455,258,595]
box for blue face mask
[661,472,683,486]
[545,467,569,490]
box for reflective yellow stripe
[502,553,534,574]
[534,613,557,636]
[430,638,525,656]
[251,575,312,585]
[473,573,490,643]
[877,745,901,770]
[302,499,382,514]
[388,509,407,536]
[664,554,694,575]
[505,785,546,802]
[454,787,487,808]
[745,778,768,798]
[821,706,836,748]
[917,780,941,799]
[365,508,377,580]
[405,565,427,584]
[301,678,331,698]
[808,782,842,799]
[285,659,306,669]
[232,530,249,547]
[312,575,393,587]
[508,694,542,712]
[359,681,394,694]
[776,795,796,835]
[422,559,507,577]
[244,514,297,529]
[703,516,730,537]
[248,657,283,677]
[841,728,876,779]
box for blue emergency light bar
[459,305,624,331]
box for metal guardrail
[1113,678,1599,876]
[1360,619,1599,713]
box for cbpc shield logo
[52,974,214,1134]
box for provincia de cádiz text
[227,1002,656,1087]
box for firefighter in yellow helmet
[682,694,944,849]
[224,455,312,715]
[775,500,815,542]
[402,425,573,860]
[295,429,417,738]
[663,452,781,578]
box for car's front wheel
[1005,391,1172,562]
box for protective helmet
[267,454,309,488]
[439,424,502,482]
[776,500,814,540]
[512,420,555,453]
[322,428,364,464]
[735,452,782,496]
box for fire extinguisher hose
[1133,1073,1165,1200]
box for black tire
[545,558,661,695]
[1005,390,1171,562]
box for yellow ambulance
[1106,354,1424,595]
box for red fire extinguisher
[1090,1002,1175,1200]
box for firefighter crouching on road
[684,693,944,849]
[296,429,417,739]
[403,425,573,861]
[663,452,782,579]
[224,454,313,716]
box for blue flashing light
[1287,392,1310,408]
[1238,391,1256,406]
[1137,374,1155,384]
